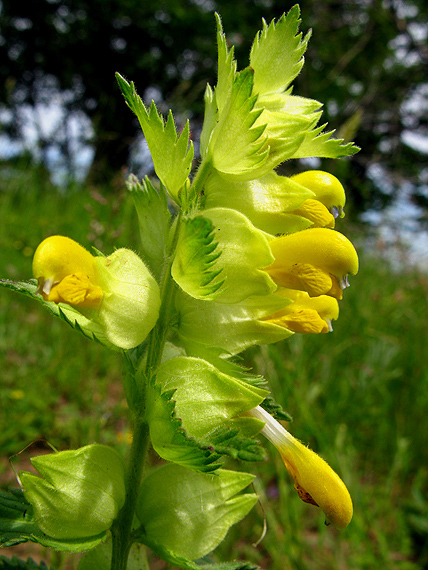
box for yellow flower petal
[263,289,339,334]
[33,235,97,290]
[291,171,346,217]
[247,406,353,529]
[265,228,358,299]
[291,198,336,228]
[47,272,103,309]
[266,308,330,334]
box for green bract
[126,175,171,279]
[116,73,194,204]
[171,208,276,303]
[136,464,257,561]
[203,170,314,235]
[93,248,161,349]
[155,356,267,441]
[19,445,126,540]
[175,291,293,355]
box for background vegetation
[1,0,428,568]
[1,171,428,569]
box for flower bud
[19,444,126,539]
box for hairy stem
[111,419,150,570]
[110,209,183,570]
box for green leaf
[147,383,223,473]
[250,6,311,96]
[291,123,360,159]
[208,68,268,179]
[214,12,237,115]
[0,279,118,350]
[0,489,105,552]
[0,556,51,569]
[116,73,194,202]
[171,215,224,300]
[126,175,171,279]
[136,464,257,561]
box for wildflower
[247,406,353,529]
[32,235,161,349]
[265,228,358,299]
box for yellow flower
[291,170,346,219]
[32,235,161,349]
[265,228,358,299]
[247,406,353,529]
[33,236,103,308]
[263,289,339,334]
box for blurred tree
[0,0,427,214]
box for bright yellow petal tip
[264,289,339,334]
[291,171,346,218]
[291,198,336,228]
[247,407,353,530]
[265,228,358,299]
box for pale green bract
[115,74,194,203]
[171,208,276,303]
[19,445,126,540]
[136,464,257,561]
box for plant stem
[111,418,150,570]
[188,156,212,204]
[145,211,182,374]
[110,209,183,570]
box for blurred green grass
[1,166,428,569]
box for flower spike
[247,406,353,529]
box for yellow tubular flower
[247,406,353,529]
[263,289,339,334]
[291,171,346,219]
[33,236,103,308]
[265,228,358,300]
